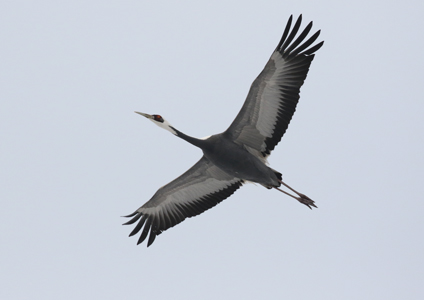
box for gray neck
[172,127,208,149]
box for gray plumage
[124,15,324,247]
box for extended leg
[274,180,317,209]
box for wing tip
[277,15,324,59]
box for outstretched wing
[224,15,324,159]
[123,156,244,247]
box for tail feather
[271,169,282,181]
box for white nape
[151,118,177,135]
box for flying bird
[124,15,324,247]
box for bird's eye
[153,115,164,123]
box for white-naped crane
[124,15,324,247]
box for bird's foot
[297,193,317,209]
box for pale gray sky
[1,1,424,299]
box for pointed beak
[134,111,153,119]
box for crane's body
[176,131,281,187]
[204,135,279,187]
[124,15,324,247]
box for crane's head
[135,111,177,135]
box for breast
[202,136,278,186]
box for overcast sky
[1,1,424,299]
